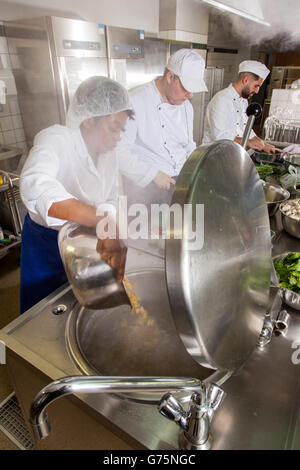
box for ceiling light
[202,0,271,27]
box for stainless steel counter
[1,223,300,450]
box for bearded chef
[202,60,276,154]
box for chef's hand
[263,142,276,154]
[96,237,127,283]
[248,136,266,152]
[283,144,300,154]
[154,171,176,190]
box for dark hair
[126,109,135,120]
[239,71,260,81]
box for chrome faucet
[30,375,225,450]
[158,383,225,450]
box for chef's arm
[48,198,99,228]
[118,120,175,190]
[234,136,276,154]
[234,136,264,151]
[119,147,175,190]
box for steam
[209,0,300,52]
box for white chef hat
[167,49,208,93]
[66,76,132,128]
[238,61,270,81]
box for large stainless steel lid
[165,141,271,371]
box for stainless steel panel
[143,38,168,77]
[50,17,107,58]
[125,58,149,89]
[170,42,190,55]
[59,56,108,111]
[191,66,224,145]
[5,17,109,145]
[5,17,60,146]
[166,141,272,371]
[109,37,168,90]
[106,26,144,59]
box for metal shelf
[0,170,22,260]
[0,234,21,259]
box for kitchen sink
[65,267,212,401]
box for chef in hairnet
[202,60,276,154]
[118,49,208,203]
[20,76,133,314]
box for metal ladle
[58,222,131,310]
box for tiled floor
[0,248,21,450]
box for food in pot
[281,199,300,221]
[123,276,153,326]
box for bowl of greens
[256,164,274,180]
[273,252,300,311]
[256,163,288,183]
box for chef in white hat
[202,60,276,154]
[118,49,208,203]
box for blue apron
[20,214,68,314]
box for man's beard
[241,85,252,100]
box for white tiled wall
[0,22,27,156]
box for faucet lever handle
[205,383,226,413]
[158,393,188,431]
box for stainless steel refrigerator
[4,16,108,146]
[106,26,168,90]
[191,66,224,146]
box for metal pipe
[7,173,22,234]
[275,310,290,333]
[30,376,203,440]
[241,115,256,149]
[241,103,262,149]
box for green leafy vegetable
[274,252,300,293]
[256,165,273,180]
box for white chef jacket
[118,79,196,177]
[202,84,256,145]
[21,125,150,230]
